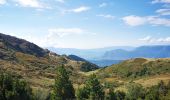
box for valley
[0,33,170,100]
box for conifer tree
[85,74,104,100]
[51,65,75,100]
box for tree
[85,74,104,100]
[0,72,33,100]
[76,74,104,100]
[76,87,89,100]
[50,65,75,100]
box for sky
[0,0,170,49]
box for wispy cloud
[48,28,84,37]
[139,36,170,43]
[122,15,170,27]
[139,36,153,42]
[14,0,47,8]
[156,9,170,15]
[64,6,90,13]
[157,37,170,42]
[56,0,65,3]
[151,0,170,4]
[20,28,96,48]
[97,14,115,19]
[99,3,107,7]
[0,0,6,5]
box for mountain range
[103,45,170,60]
[48,45,170,66]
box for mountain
[0,33,98,90]
[47,46,134,60]
[0,33,49,57]
[47,46,134,67]
[103,45,170,60]
[68,55,86,62]
[48,45,170,66]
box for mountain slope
[0,33,98,90]
[98,58,170,79]
[68,55,86,62]
[0,33,49,57]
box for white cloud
[151,0,170,4]
[99,3,107,7]
[14,0,45,8]
[56,0,65,3]
[139,36,153,42]
[65,6,90,13]
[48,28,84,37]
[139,36,170,43]
[156,9,170,15]
[97,14,115,19]
[148,16,170,26]
[157,37,170,42]
[0,0,6,5]
[122,15,146,26]
[17,28,86,48]
[122,15,170,27]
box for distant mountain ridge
[103,45,170,60]
[48,45,170,66]
[48,46,134,60]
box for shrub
[0,72,33,100]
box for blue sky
[0,0,170,49]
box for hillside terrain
[97,58,170,87]
[0,33,98,90]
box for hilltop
[97,58,170,87]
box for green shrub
[0,72,33,100]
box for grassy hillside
[97,58,170,88]
[0,33,99,91]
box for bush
[146,80,170,100]
[0,72,33,100]
[125,82,145,100]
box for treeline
[0,66,170,100]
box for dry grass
[134,73,170,87]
